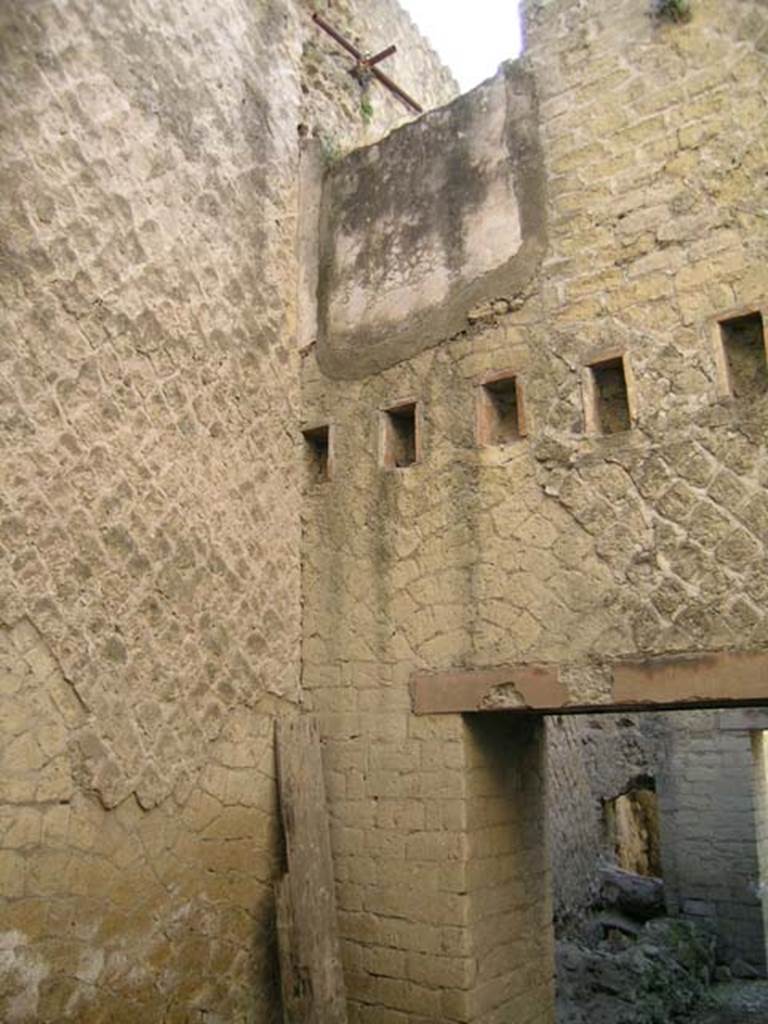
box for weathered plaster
[317,62,547,379]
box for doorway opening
[543,707,768,1024]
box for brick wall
[466,716,553,1023]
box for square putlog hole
[302,424,332,483]
[477,375,525,446]
[381,402,418,469]
[720,311,767,399]
[589,357,631,435]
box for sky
[398,1,523,93]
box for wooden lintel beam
[411,649,768,716]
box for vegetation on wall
[360,93,374,125]
[319,131,343,164]
[652,0,692,22]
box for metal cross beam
[311,13,423,115]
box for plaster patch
[317,61,546,378]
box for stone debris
[684,980,768,1023]
[599,865,666,921]
[556,917,716,1024]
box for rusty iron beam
[367,44,397,67]
[311,12,423,115]
[312,12,364,62]
[369,65,422,114]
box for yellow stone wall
[302,0,768,1019]
[0,1,455,1020]
[2,615,282,1021]
[4,0,767,1018]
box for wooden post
[275,716,348,1024]
[275,875,310,1020]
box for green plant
[652,0,692,22]
[360,94,374,125]
[319,132,342,164]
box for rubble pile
[556,868,716,1024]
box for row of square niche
[303,309,767,481]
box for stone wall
[518,0,768,680]
[466,716,553,1022]
[5,0,768,1019]
[0,1,454,1020]
[302,0,768,1019]
[659,709,768,972]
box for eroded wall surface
[302,0,768,1019]
[317,63,546,377]
[0,1,455,1020]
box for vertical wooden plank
[275,716,348,1024]
[275,875,310,1022]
